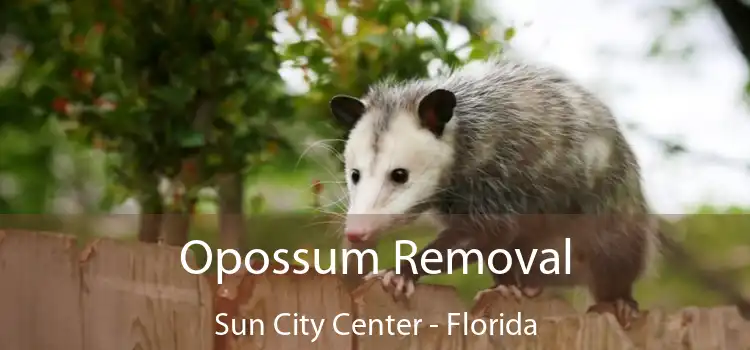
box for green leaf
[212,19,231,44]
[503,27,516,42]
[84,27,104,58]
[391,13,409,29]
[468,39,499,60]
[426,17,449,45]
[248,194,266,214]
[178,131,205,148]
[150,86,195,107]
[20,60,58,97]
[99,183,130,210]
[362,34,388,49]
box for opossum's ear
[329,95,366,129]
[418,89,456,137]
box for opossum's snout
[342,165,427,243]
[343,214,394,243]
[344,213,416,243]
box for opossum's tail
[656,229,750,320]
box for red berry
[319,17,333,33]
[312,179,323,194]
[245,18,258,28]
[72,69,95,87]
[182,159,197,174]
[52,97,69,114]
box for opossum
[328,57,750,328]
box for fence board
[0,230,83,350]
[396,325,466,350]
[350,278,640,350]
[350,279,468,350]
[678,306,750,350]
[470,292,578,320]
[78,238,213,350]
[2,230,749,350]
[212,264,353,350]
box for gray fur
[338,56,750,324]
[362,57,647,218]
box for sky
[482,0,750,214]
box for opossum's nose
[344,213,381,243]
[345,230,366,243]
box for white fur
[582,135,611,187]
[343,111,454,241]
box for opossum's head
[329,89,457,243]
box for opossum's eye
[390,168,409,184]
[351,169,361,184]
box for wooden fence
[0,229,748,350]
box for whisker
[295,139,349,194]
[327,195,349,212]
[295,139,346,171]
[313,208,347,221]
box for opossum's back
[444,129,645,216]
[448,60,622,176]
[441,60,644,215]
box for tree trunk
[159,97,215,246]
[217,172,246,251]
[161,165,198,247]
[137,177,163,243]
[138,210,162,244]
[161,195,196,246]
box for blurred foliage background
[0,0,748,311]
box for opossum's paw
[364,268,416,300]
[473,285,522,302]
[586,299,640,330]
[469,284,543,318]
[473,284,542,303]
[519,285,543,298]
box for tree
[0,0,294,246]
[711,0,750,66]
[280,0,503,165]
[0,0,506,250]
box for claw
[522,286,543,298]
[405,280,415,298]
[587,299,640,330]
[362,269,417,300]
[473,284,527,302]
[382,270,395,288]
[394,273,405,296]
[364,269,387,281]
